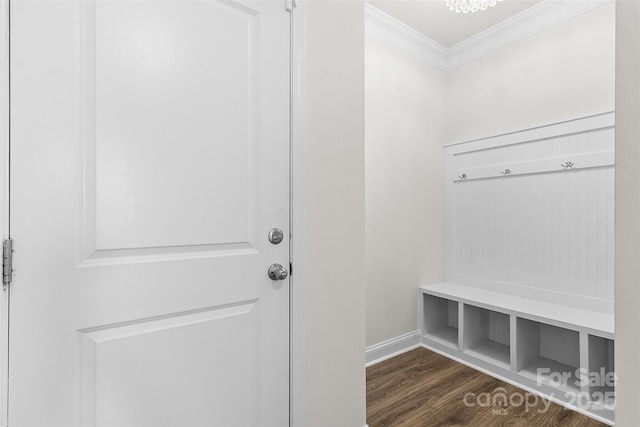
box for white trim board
[0,0,8,423]
[452,151,614,182]
[290,0,306,425]
[365,0,611,71]
[365,330,421,367]
[444,111,615,155]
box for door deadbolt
[268,228,284,245]
[268,263,288,281]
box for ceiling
[367,0,545,47]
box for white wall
[365,2,615,348]
[614,1,640,424]
[446,2,615,144]
[304,1,367,425]
[365,38,446,347]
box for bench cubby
[587,335,615,407]
[516,319,581,394]
[422,294,459,349]
[462,305,510,369]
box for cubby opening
[587,335,615,407]
[461,305,510,369]
[423,295,459,348]
[516,319,581,393]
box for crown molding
[365,0,612,71]
[365,3,448,69]
[446,0,611,69]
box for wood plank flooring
[367,347,608,427]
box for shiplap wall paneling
[445,118,615,311]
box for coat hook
[459,174,467,179]
[561,161,574,169]
[501,169,511,175]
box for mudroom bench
[420,282,615,425]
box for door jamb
[290,0,306,425]
[1,0,10,424]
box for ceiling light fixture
[445,0,503,13]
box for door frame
[0,0,9,424]
[0,0,306,425]
[290,0,306,425]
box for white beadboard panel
[446,118,615,312]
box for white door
[8,0,290,425]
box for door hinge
[285,0,297,12]
[3,239,13,288]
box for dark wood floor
[367,347,608,427]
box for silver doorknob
[268,263,288,280]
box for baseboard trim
[365,330,421,367]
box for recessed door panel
[93,1,258,251]
[79,303,258,426]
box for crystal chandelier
[445,0,503,13]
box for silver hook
[459,174,467,179]
[561,161,574,169]
[501,169,511,175]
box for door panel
[9,0,290,425]
[93,0,258,251]
[80,302,258,426]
